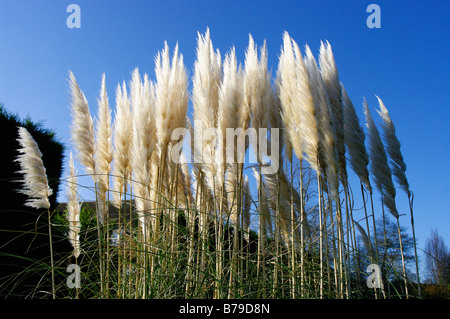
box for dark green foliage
[0,104,69,298]
[422,284,450,299]
[0,104,64,209]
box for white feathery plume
[242,175,252,242]
[192,28,222,192]
[66,152,81,258]
[217,47,244,181]
[217,50,247,231]
[155,41,189,160]
[95,73,113,179]
[16,126,53,210]
[153,42,188,208]
[112,81,133,207]
[278,32,303,163]
[130,69,156,234]
[244,35,272,165]
[319,41,347,184]
[364,99,398,218]
[291,40,320,172]
[95,73,113,224]
[247,36,271,131]
[192,28,222,134]
[376,96,410,196]
[341,84,371,193]
[304,45,340,201]
[68,71,96,178]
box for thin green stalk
[360,183,377,298]
[343,182,357,298]
[94,182,105,298]
[273,169,281,296]
[369,188,385,298]
[317,169,324,299]
[228,162,243,298]
[238,163,245,296]
[105,185,110,297]
[380,198,390,298]
[212,174,222,298]
[256,162,266,298]
[185,170,199,297]
[75,255,79,299]
[47,208,55,299]
[290,160,296,298]
[299,160,305,298]
[408,193,420,298]
[325,192,339,298]
[396,217,409,299]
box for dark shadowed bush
[0,104,69,298]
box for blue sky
[1,1,449,277]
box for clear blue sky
[1,1,449,277]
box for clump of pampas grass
[48,30,417,299]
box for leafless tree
[424,229,450,285]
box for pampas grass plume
[278,32,303,163]
[155,41,189,158]
[95,73,113,224]
[364,99,398,218]
[130,68,156,227]
[291,39,320,171]
[69,71,96,178]
[342,84,371,193]
[95,73,113,182]
[112,81,133,207]
[319,41,347,183]
[304,45,339,200]
[67,152,81,258]
[376,96,410,196]
[192,29,222,191]
[16,126,53,210]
